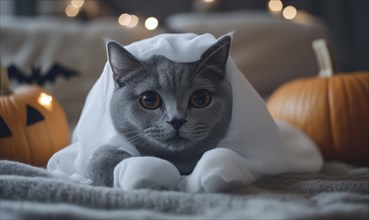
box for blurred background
[1,0,368,129]
[1,0,368,71]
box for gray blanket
[0,160,368,219]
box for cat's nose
[167,118,187,130]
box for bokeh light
[283,6,297,20]
[127,15,139,28]
[65,4,79,17]
[71,0,84,8]
[145,17,159,30]
[38,93,53,110]
[268,0,283,12]
[118,13,131,26]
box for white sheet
[47,33,323,192]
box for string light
[268,0,283,12]
[118,13,131,26]
[127,15,139,28]
[65,0,84,18]
[145,17,159,30]
[65,4,79,17]
[118,13,139,28]
[283,6,297,20]
[71,0,84,8]
[268,0,300,21]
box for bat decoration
[8,63,78,86]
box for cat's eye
[139,91,161,110]
[190,90,211,108]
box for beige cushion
[167,11,330,97]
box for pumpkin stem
[312,39,337,77]
[1,66,11,96]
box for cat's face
[107,36,232,166]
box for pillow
[166,11,330,97]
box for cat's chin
[163,135,192,150]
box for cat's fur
[87,36,233,186]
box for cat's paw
[178,148,254,193]
[113,157,180,190]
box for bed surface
[1,160,368,219]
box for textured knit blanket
[0,160,368,219]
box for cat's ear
[107,41,143,87]
[198,35,232,75]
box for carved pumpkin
[0,66,69,166]
[267,39,369,166]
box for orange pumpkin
[0,66,69,166]
[267,39,369,166]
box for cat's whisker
[129,135,151,148]
[126,136,142,144]
[121,128,140,134]
[124,134,143,142]
[122,131,140,136]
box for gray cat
[87,35,232,188]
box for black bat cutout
[8,63,78,86]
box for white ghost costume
[47,33,323,192]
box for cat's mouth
[164,134,191,145]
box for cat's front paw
[113,157,180,190]
[179,148,254,193]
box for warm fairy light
[118,13,131,26]
[38,93,53,110]
[283,6,297,20]
[127,14,139,28]
[71,0,84,8]
[203,0,214,3]
[145,17,159,30]
[65,4,79,17]
[268,0,283,12]
[119,13,138,28]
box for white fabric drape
[47,33,323,187]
